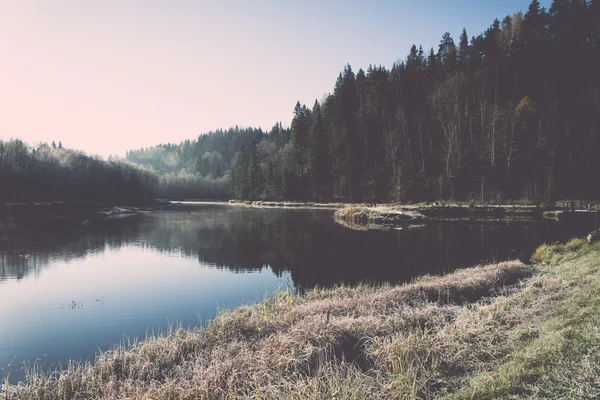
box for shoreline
[0,200,170,235]
[1,199,583,234]
[4,238,599,399]
[228,200,559,230]
[227,199,346,209]
[183,199,575,230]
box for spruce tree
[308,100,331,199]
[458,28,470,68]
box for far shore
[166,198,598,230]
[2,199,593,233]
[221,199,579,230]
[0,200,170,235]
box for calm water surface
[0,203,593,383]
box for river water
[0,203,592,383]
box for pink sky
[0,1,335,157]
[0,1,542,158]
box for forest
[125,0,600,204]
[2,0,597,205]
[0,139,156,203]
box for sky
[0,0,551,158]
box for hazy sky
[0,0,550,158]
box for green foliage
[531,237,588,264]
[127,127,267,200]
[233,142,262,200]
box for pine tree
[427,47,440,86]
[291,101,312,183]
[438,32,457,73]
[458,28,470,68]
[332,64,361,200]
[308,100,331,199]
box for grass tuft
[531,237,587,264]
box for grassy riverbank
[4,238,599,399]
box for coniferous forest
[2,0,595,205]
[0,139,156,203]
[125,0,600,204]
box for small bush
[564,238,586,253]
[532,238,587,264]
[532,244,554,264]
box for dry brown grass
[334,206,376,224]
[3,259,535,400]
[334,206,426,231]
[333,207,389,231]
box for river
[0,202,592,384]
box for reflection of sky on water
[0,242,289,384]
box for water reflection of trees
[0,221,144,281]
[128,207,588,289]
[0,205,590,288]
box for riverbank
[4,238,598,399]
[0,201,170,234]
[1,198,579,236]
[227,200,561,230]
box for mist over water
[0,203,593,384]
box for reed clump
[335,206,376,224]
[542,210,564,221]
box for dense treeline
[128,0,600,203]
[0,139,156,203]
[126,127,282,199]
[277,0,600,203]
[157,172,233,200]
